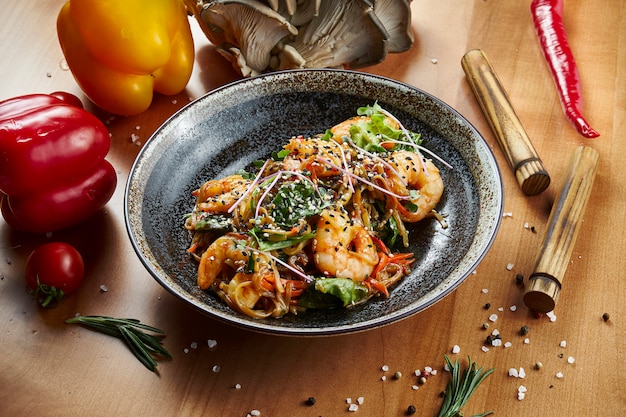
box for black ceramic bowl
[125,69,503,336]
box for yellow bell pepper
[57,0,194,116]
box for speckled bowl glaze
[125,69,503,336]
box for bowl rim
[124,68,503,336]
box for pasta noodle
[184,104,445,318]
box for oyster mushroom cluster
[185,0,414,77]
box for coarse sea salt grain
[381,365,389,372]
[547,311,557,322]
[510,305,517,311]
[250,410,260,416]
[348,404,359,412]
[560,340,567,348]
[481,346,490,352]
[489,314,498,322]
[506,263,514,271]
[451,345,461,354]
[207,339,217,348]
[508,368,519,377]
[567,356,575,364]
[556,372,564,379]
[504,342,512,348]
[524,338,530,344]
[357,397,364,405]
[482,288,489,293]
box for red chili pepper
[530,0,599,138]
[0,92,117,233]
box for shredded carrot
[366,277,390,297]
[186,242,200,254]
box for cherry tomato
[25,242,85,307]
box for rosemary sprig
[65,315,172,372]
[438,355,494,417]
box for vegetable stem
[437,355,494,417]
[65,315,171,373]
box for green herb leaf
[65,315,171,373]
[250,228,315,251]
[271,180,327,228]
[438,355,494,417]
[312,277,369,307]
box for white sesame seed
[524,338,530,344]
[235,384,242,389]
[250,410,260,416]
[482,288,489,293]
[547,311,557,322]
[412,385,419,390]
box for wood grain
[1,1,624,416]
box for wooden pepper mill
[462,49,551,196]
[523,145,599,313]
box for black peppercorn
[520,325,530,335]
[484,303,491,310]
[305,397,316,406]
[406,405,417,415]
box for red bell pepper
[0,92,117,233]
[530,0,599,138]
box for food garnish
[438,355,494,417]
[65,315,171,372]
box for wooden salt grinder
[462,49,550,196]
[523,146,599,313]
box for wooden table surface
[1,1,624,416]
